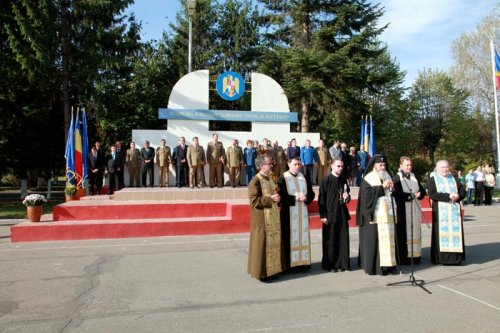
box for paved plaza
[0,204,499,332]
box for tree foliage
[409,70,475,167]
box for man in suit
[156,139,172,187]
[88,146,104,195]
[106,145,120,195]
[187,136,206,188]
[115,141,125,189]
[172,136,189,188]
[207,133,225,188]
[141,140,155,187]
[94,141,106,192]
[126,141,141,187]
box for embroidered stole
[283,171,311,267]
[399,172,422,258]
[364,171,397,267]
[434,173,463,253]
[256,173,282,276]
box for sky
[125,0,498,87]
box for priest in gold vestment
[248,155,283,282]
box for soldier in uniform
[156,139,172,187]
[187,136,206,188]
[126,141,141,187]
[258,138,275,161]
[315,139,331,185]
[272,140,287,178]
[226,139,243,187]
[207,133,225,188]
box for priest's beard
[377,170,391,181]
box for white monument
[132,70,320,186]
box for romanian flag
[495,49,500,90]
[81,109,89,183]
[74,111,83,186]
[369,116,375,156]
[64,108,89,188]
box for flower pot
[27,206,43,222]
[76,188,86,199]
[66,196,77,202]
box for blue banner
[158,108,298,123]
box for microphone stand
[387,174,431,294]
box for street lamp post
[187,0,196,73]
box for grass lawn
[0,200,64,219]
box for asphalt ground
[0,204,499,333]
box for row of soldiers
[88,134,337,193]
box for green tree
[4,0,141,138]
[410,70,473,167]
[2,0,142,179]
[258,0,398,137]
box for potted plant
[22,194,47,222]
[65,184,77,201]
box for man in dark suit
[172,136,188,187]
[106,145,120,195]
[115,140,125,189]
[88,146,104,195]
[95,140,106,193]
[141,140,155,187]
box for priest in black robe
[278,157,315,272]
[428,160,466,265]
[319,157,351,272]
[392,156,426,265]
[356,154,398,275]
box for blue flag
[369,116,375,156]
[64,109,76,185]
[360,116,365,148]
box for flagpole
[490,40,500,182]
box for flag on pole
[495,49,500,90]
[64,108,76,185]
[81,108,89,184]
[360,116,365,147]
[364,116,369,149]
[369,116,375,156]
[74,109,83,187]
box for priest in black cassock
[392,156,426,265]
[428,160,465,265]
[356,154,398,275]
[318,157,351,272]
[278,157,315,272]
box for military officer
[156,139,172,187]
[272,140,287,178]
[315,139,331,185]
[187,137,206,188]
[226,139,243,187]
[126,141,141,187]
[207,133,225,188]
